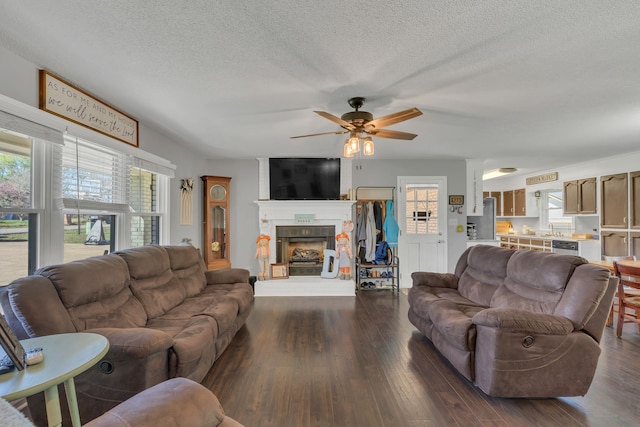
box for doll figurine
[335,232,352,280]
[255,234,271,280]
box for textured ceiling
[1,1,639,174]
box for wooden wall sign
[448,195,464,205]
[526,172,558,185]
[39,70,139,147]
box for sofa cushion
[408,286,477,316]
[161,295,240,337]
[36,255,147,330]
[491,251,585,313]
[201,284,253,313]
[165,245,207,297]
[457,245,513,306]
[429,300,484,352]
[116,245,187,319]
[146,315,218,380]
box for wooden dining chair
[613,261,640,337]
[604,255,636,327]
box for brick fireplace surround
[254,200,355,296]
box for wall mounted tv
[269,158,341,200]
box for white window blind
[0,110,64,145]
[62,136,131,213]
[132,157,175,179]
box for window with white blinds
[61,136,131,213]
[1,102,175,269]
[129,167,160,247]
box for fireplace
[276,225,335,276]
[254,200,355,296]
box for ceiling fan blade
[364,108,423,130]
[314,111,355,130]
[368,129,418,140]
[290,130,349,139]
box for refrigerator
[467,197,496,240]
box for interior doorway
[397,176,447,287]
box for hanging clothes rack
[353,186,399,292]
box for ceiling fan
[290,97,422,156]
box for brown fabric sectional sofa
[0,244,253,425]
[408,244,616,398]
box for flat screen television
[269,158,341,200]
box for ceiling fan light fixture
[348,133,360,153]
[363,137,374,156]
[343,141,354,158]
[482,167,518,180]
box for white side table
[0,332,109,427]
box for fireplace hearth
[276,225,335,276]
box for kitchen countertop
[496,233,597,242]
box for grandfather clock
[201,176,231,270]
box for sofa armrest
[411,271,458,289]
[473,308,574,335]
[87,327,174,358]
[84,378,230,427]
[205,268,250,285]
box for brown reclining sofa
[0,244,253,425]
[408,244,616,397]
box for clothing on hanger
[365,201,376,262]
[383,200,399,247]
[373,201,383,243]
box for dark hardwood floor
[202,292,640,427]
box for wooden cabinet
[601,173,628,228]
[500,188,535,217]
[631,171,640,229]
[201,175,231,270]
[503,190,515,216]
[564,181,579,214]
[563,177,597,214]
[600,231,628,257]
[499,236,551,252]
[514,188,526,216]
[483,191,502,217]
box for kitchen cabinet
[600,173,628,228]
[482,191,502,217]
[600,231,628,257]
[499,236,551,252]
[514,188,526,216]
[563,177,597,214]
[499,189,538,217]
[631,170,640,229]
[502,191,514,216]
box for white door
[397,176,447,288]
